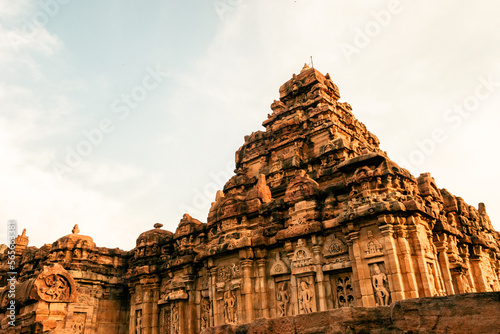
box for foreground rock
[201,292,500,334]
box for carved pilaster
[256,258,269,317]
[395,225,419,298]
[347,231,373,306]
[434,234,455,295]
[311,242,327,311]
[209,267,218,327]
[378,224,405,301]
[240,259,254,322]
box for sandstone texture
[201,292,500,334]
[0,65,499,333]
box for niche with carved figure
[275,279,291,317]
[297,276,316,314]
[369,262,391,306]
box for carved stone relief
[172,303,180,334]
[298,277,315,314]
[270,252,289,276]
[427,262,439,296]
[135,309,143,334]
[200,298,210,331]
[331,273,355,308]
[71,312,86,334]
[276,281,290,317]
[223,290,237,324]
[37,273,71,302]
[370,263,391,306]
[364,231,383,258]
[323,234,348,257]
[291,239,314,268]
[217,263,241,282]
[159,305,171,334]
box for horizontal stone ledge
[201,292,500,334]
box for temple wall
[1,65,499,333]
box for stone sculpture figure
[276,282,290,316]
[172,303,180,334]
[40,274,70,301]
[224,290,236,324]
[427,263,439,296]
[201,298,210,330]
[298,279,314,313]
[135,310,142,334]
[371,263,390,306]
[459,270,472,293]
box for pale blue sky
[1,0,499,250]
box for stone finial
[15,228,29,246]
[72,224,80,234]
[300,63,310,73]
[154,223,163,229]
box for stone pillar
[395,226,419,298]
[379,223,405,301]
[470,246,489,292]
[311,242,327,311]
[256,258,270,318]
[129,288,136,334]
[241,259,254,323]
[151,284,160,334]
[285,243,300,316]
[209,267,218,327]
[407,216,434,297]
[185,274,196,334]
[434,235,455,295]
[143,288,154,334]
[347,231,374,307]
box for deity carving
[217,263,241,282]
[38,274,70,302]
[370,263,390,306]
[276,281,290,317]
[200,298,210,330]
[459,269,472,293]
[71,313,86,334]
[224,290,237,324]
[427,263,439,296]
[171,303,180,334]
[135,310,142,334]
[298,278,314,314]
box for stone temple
[1,65,500,333]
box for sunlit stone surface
[1,65,499,333]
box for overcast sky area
[1,0,499,250]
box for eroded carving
[370,263,390,306]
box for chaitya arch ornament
[322,234,348,258]
[270,252,289,276]
[33,263,78,303]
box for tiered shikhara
[1,65,499,333]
